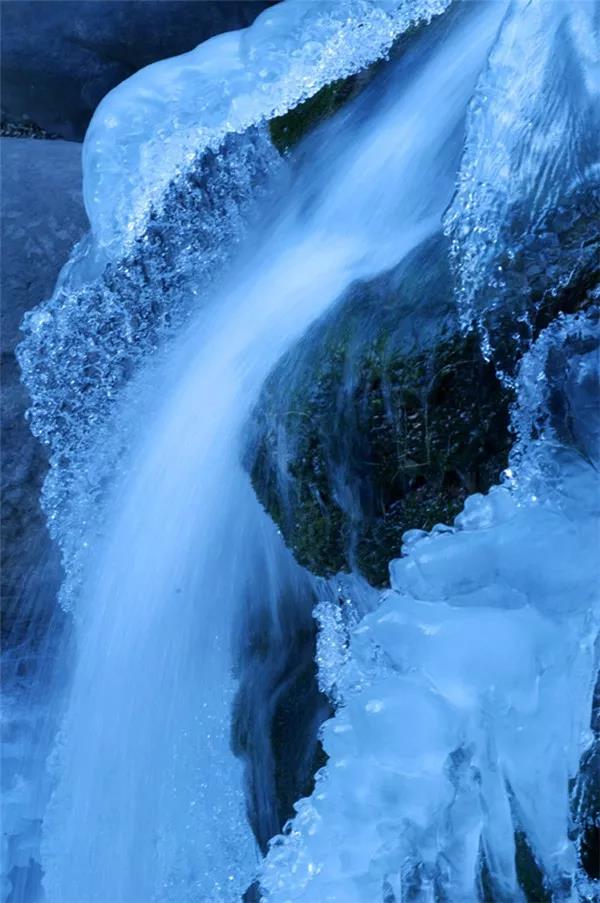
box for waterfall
[32,7,506,900]
[8,0,598,901]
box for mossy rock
[246,233,514,587]
[246,173,599,587]
[269,77,358,153]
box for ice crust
[260,310,600,901]
[444,0,600,357]
[82,0,451,252]
[17,128,279,611]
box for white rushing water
[33,4,506,901]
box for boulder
[246,234,514,588]
[246,178,600,589]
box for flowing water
[6,1,599,902]
[36,8,506,900]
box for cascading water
[29,7,506,900]
[6,1,599,902]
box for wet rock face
[246,234,514,587]
[573,672,600,885]
[231,583,331,854]
[1,1,274,141]
[1,136,86,903]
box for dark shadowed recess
[0,0,276,141]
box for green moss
[269,78,356,152]
[351,329,513,584]
[247,234,514,586]
[268,18,427,152]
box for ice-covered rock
[81,0,451,252]
[1,136,86,903]
[1,138,86,624]
[259,310,600,902]
[444,0,600,364]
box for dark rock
[572,672,600,885]
[231,576,331,853]
[245,176,600,588]
[269,77,359,153]
[246,233,514,587]
[268,1,468,155]
[0,119,59,140]
[513,830,552,903]
[1,1,275,141]
[472,182,600,378]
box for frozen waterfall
[7,1,599,902]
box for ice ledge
[82,0,451,253]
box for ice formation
[444,0,600,359]
[7,0,599,901]
[83,0,452,251]
[260,309,600,902]
[13,3,508,900]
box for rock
[570,669,600,888]
[246,234,514,587]
[268,7,463,154]
[1,1,274,141]
[469,182,600,378]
